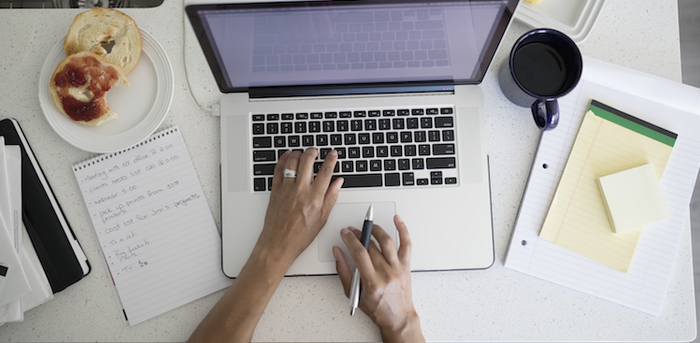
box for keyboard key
[379,119,391,130]
[435,117,454,128]
[274,136,286,148]
[383,109,396,116]
[254,178,266,191]
[331,134,343,145]
[252,114,265,121]
[420,118,433,128]
[254,163,276,175]
[267,123,279,134]
[362,146,375,158]
[344,133,357,145]
[365,119,377,130]
[384,159,396,170]
[414,131,426,142]
[397,109,410,116]
[393,118,405,129]
[359,133,371,144]
[400,132,412,143]
[356,160,368,171]
[253,123,265,135]
[433,143,455,155]
[311,112,323,119]
[340,111,352,118]
[302,135,314,146]
[351,120,363,131]
[253,150,276,162]
[407,118,419,129]
[404,145,417,156]
[418,144,430,155]
[354,111,367,117]
[336,147,346,159]
[442,129,454,141]
[431,171,443,185]
[325,111,338,118]
[417,178,429,185]
[385,173,401,186]
[445,177,457,184]
[332,174,383,188]
[320,148,332,159]
[337,120,349,131]
[253,137,272,148]
[398,158,410,170]
[412,158,424,169]
[309,121,321,132]
[391,145,403,157]
[402,172,415,185]
[387,132,399,143]
[281,122,293,134]
[440,107,453,114]
[412,109,424,115]
[296,112,309,119]
[267,113,280,121]
[282,113,294,120]
[372,132,385,144]
[288,135,300,147]
[428,130,441,141]
[368,110,381,117]
[268,177,274,191]
[348,147,361,158]
[341,160,354,172]
[376,146,389,157]
[316,134,329,146]
[323,121,335,132]
[370,160,382,171]
[427,108,439,115]
[427,157,456,169]
[295,122,307,133]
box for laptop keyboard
[251,9,449,72]
[251,107,458,191]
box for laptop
[186,0,519,277]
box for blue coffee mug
[498,28,582,130]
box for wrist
[378,310,425,343]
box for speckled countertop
[0,0,695,342]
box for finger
[320,174,344,223]
[333,246,353,297]
[312,149,338,196]
[371,224,399,265]
[283,150,302,184]
[340,227,376,280]
[352,226,388,270]
[296,148,319,185]
[272,150,291,192]
[394,215,412,266]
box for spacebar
[331,174,383,188]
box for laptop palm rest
[317,201,396,263]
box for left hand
[255,148,344,268]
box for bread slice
[50,51,130,127]
[64,8,142,75]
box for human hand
[334,215,425,343]
[255,148,344,270]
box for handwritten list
[73,127,231,326]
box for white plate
[38,29,174,153]
[514,0,605,44]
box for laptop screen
[186,0,518,94]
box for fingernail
[329,149,338,157]
[332,247,340,261]
[341,227,350,236]
[395,214,403,223]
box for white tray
[514,0,606,44]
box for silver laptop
[186,0,518,277]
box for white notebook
[73,127,231,325]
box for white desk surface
[0,1,695,342]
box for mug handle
[531,99,559,130]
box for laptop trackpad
[317,201,396,263]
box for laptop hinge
[248,81,457,100]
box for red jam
[53,55,119,122]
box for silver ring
[283,168,297,178]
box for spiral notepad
[73,127,231,326]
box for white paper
[504,57,700,315]
[0,139,30,308]
[72,127,232,325]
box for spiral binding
[73,126,179,172]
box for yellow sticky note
[539,101,676,272]
[597,164,669,234]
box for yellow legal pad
[539,100,676,272]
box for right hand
[333,215,425,343]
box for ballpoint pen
[349,204,373,316]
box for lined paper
[73,127,231,325]
[504,69,700,315]
[538,105,675,272]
